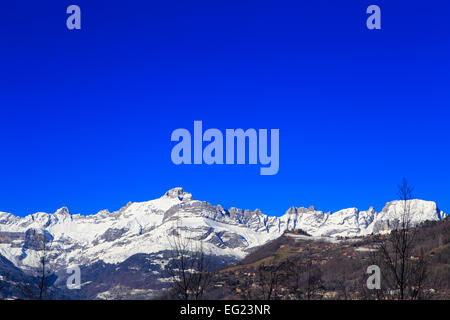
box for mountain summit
[163,187,193,201]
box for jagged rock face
[23,228,52,251]
[371,200,443,234]
[0,188,446,275]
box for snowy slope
[0,188,446,271]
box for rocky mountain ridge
[0,187,446,273]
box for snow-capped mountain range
[0,187,447,272]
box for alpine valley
[0,187,447,299]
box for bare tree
[254,255,323,300]
[284,258,305,299]
[255,258,285,300]
[303,260,323,299]
[369,178,428,300]
[167,222,213,300]
[16,229,56,300]
[37,230,53,300]
[332,273,349,300]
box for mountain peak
[54,207,70,216]
[285,206,317,215]
[163,187,192,201]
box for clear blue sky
[1,1,449,217]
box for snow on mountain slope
[371,199,444,234]
[0,188,446,271]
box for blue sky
[1,1,449,217]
